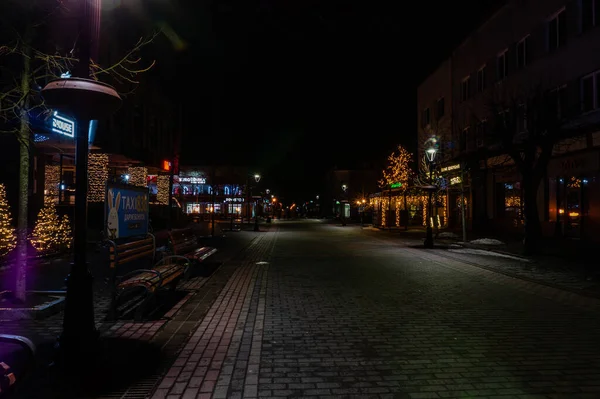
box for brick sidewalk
[1,227,261,398]
[150,228,277,399]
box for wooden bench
[107,234,187,321]
[160,228,217,277]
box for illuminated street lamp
[41,0,122,372]
[423,139,438,249]
[253,174,261,231]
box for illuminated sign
[51,112,75,137]
[441,163,460,173]
[179,177,206,184]
[162,160,171,171]
[450,176,462,185]
[390,182,403,188]
[224,198,244,202]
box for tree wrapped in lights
[30,199,72,254]
[127,166,148,187]
[379,145,413,190]
[88,153,109,202]
[379,145,413,228]
[0,184,16,258]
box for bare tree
[0,0,157,302]
[481,84,580,254]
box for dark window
[582,75,595,112]
[422,108,430,127]
[582,0,600,31]
[436,98,445,119]
[549,10,566,51]
[557,86,568,118]
[497,51,508,80]
[516,36,529,69]
[460,127,469,152]
[461,77,470,101]
[477,66,486,92]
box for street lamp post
[423,143,437,248]
[41,0,122,372]
[253,174,261,231]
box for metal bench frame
[107,234,187,321]
[0,334,35,397]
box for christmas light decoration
[157,175,170,205]
[88,153,109,202]
[127,166,148,187]
[44,165,60,199]
[0,184,16,258]
[380,145,413,190]
[30,198,72,254]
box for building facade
[418,0,600,240]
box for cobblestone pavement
[153,219,600,399]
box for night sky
[138,0,504,201]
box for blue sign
[105,184,150,240]
[51,111,75,137]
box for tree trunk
[15,41,32,303]
[403,192,408,230]
[522,172,542,256]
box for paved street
[149,219,600,399]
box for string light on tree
[157,175,170,205]
[44,165,60,199]
[88,153,109,202]
[379,145,413,190]
[126,166,147,187]
[0,184,16,258]
[30,198,72,254]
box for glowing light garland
[127,166,148,187]
[157,175,170,205]
[0,184,16,257]
[88,153,109,202]
[30,198,72,254]
[44,165,60,199]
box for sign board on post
[105,183,150,240]
[51,111,75,137]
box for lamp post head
[254,174,261,182]
[426,147,437,163]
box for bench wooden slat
[109,244,155,266]
[111,237,154,252]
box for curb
[452,242,531,261]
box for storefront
[547,149,600,240]
[439,162,465,230]
[147,167,261,218]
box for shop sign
[548,151,600,176]
[390,182,402,188]
[450,176,462,185]
[225,197,244,202]
[51,111,75,137]
[179,176,206,184]
[104,183,149,240]
[441,163,460,173]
